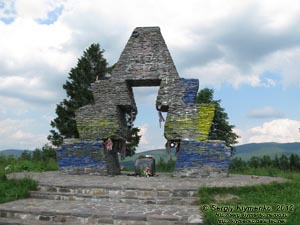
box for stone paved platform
[0,171,287,225]
[6,171,287,188]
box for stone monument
[56,27,231,177]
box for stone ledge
[0,199,202,224]
[30,191,197,205]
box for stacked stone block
[174,140,231,177]
[91,80,137,113]
[76,79,137,141]
[56,141,106,175]
[180,78,199,104]
[56,140,122,175]
[163,76,215,142]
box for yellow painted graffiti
[164,104,215,141]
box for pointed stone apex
[111,26,179,86]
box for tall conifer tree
[48,43,140,157]
[48,43,107,146]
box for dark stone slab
[134,157,156,176]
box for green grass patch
[198,170,300,225]
[4,158,59,173]
[0,145,57,204]
[0,174,38,203]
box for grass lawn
[198,169,300,225]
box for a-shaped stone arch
[76,27,214,141]
[64,27,231,177]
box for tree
[48,43,140,157]
[249,156,260,168]
[32,148,42,161]
[41,144,57,161]
[279,154,289,170]
[48,43,108,146]
[19,151,32,161]
[196,88,239,152]
[260,155,272,168]
[289,154,300,171]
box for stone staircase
[0,171,286,225]
[0,172,203,225]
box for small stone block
[113,214,146,221]
[39,215,51,221]
[147,214,179,221]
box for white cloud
[15,0,66,20]
[0,16,75,106]
[0,118,48,150]
[0,18,73,72]
[2,0,299,99]
[136,123,166,152]
[0,76,59,104]
[238,119,300,144]
[0,96,30,116]
[184,59,261,88]
[247,106,284,119]
[263,48,300,87]
[138,124,149,145]
[57,0,300,88]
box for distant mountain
[0,149,29,157]
[235,142,300,160]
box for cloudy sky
[0,0,300,151]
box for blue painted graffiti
[56,141,106,169]
[175,140,231,170]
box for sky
[0,0,300,151]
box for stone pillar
[104,140,121,175]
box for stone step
[37,184,198,198]
[0,198,203,225]
[0,217,91,225]
[30,191,198,205]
